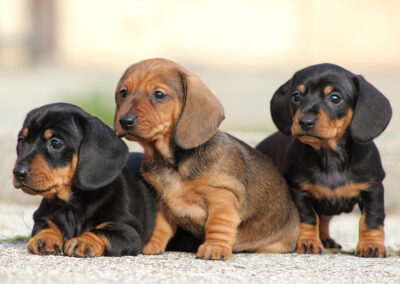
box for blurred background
[0,0,399,210]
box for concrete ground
[1,203,400,283]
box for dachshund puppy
[13,103,158,257]
[114,58,299,260]
[256,63,392,257]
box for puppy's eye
[329,93,342,105]
[17,136,25,144]
[153,91,166,101]
[49,138,63,150]
[291,91,302,104]
[119,88,128,100]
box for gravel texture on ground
[1,203,400,283]
[1,243,400,284]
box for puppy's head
[114,58,225,150]
[13,103,128,201]
[270,63,392,148]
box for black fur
[14,103,157,256]
[257,64,391,249]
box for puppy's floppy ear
[350,75,392,143]
[174,72,225,149]
[270,79,293,135]
[74,116,129,190]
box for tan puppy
[114,58,299,260]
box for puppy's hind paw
[321,237,342,249]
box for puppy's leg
[28,220,64,255]
[197,189,240,261]
[292,191,324,254]
[356,184,386,258]
[63,222,144,257]
[143,208,177,255]
[319,215,341,249]
[64,230,109,257]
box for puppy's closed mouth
[17,183,52,196]
[297,133,337,141]
[116,131,141,140]
[297,134,323,139]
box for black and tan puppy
[12,103,158,257]
[113,58,299,261]
[256,63,392,257]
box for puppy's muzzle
[119,114,137,130]
[299,115,317,131]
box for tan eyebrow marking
[23,128,29,138]
[324,85,334,95]
[298,85,305,93]
[44,129,53,139]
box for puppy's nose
[119,114,137,130]
[299,116,317,130]
[13,166,30,181]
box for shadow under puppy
[114,58,299,260]
[12,103,158,257]
[256,63,392,257]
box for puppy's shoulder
[124,152,145,177]
[350,141,385,180]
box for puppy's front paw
[296,238,324,254]
[355,243,387,258]
[142,241,165,255]
[27,229,63,255]
[64,232,108,257]
[297,223,323,254]
[197,242,232,260]
[321,237,342,249]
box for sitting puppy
[113,58,299,260]
[12,103,158,257]
[256,63,392,257]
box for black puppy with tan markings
[12,103,158,257]
[114,58,299,261]
[257,63,392,257]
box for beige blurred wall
[1,0,400,70]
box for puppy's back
[256,132,295,171]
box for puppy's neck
[140,137,176,167]
[308,134,352,173]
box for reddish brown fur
[114,60,184,159]
[142,207,177,255]
[44,129,53,139]
[27,219,63,255]
[296,217,323,254]
[17,154,78,202]
[64,232,110,257]
[291,109,354,150]
[95,222,112,230]
[298,84,305,93]
[324,85,334,95]
[23,128,29,138]
[115,58,299,260]
[355,214,386,257]
[301,182,370,200]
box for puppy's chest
[143,168,208,226]
[50,204,86,239]
[298,169,369,200]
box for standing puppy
[114,58,299,260]
[256,63,392,257]
[13,103,157,257]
